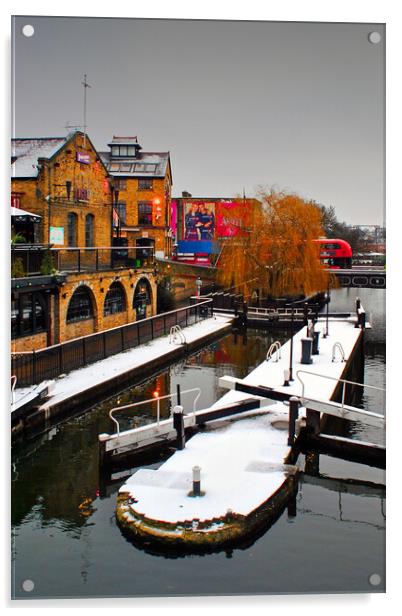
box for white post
[192,465,201,496]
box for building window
[85,214,95,247]
[66,286,94,323]
[75,187,90,201]
[138,202,153,226]
[111,145,137,158]
[103,282,126,316]
[115,179,127,190]
[67,212,78,247]
[138,179,153,191]
[11,292,47,339]
[116,202,126,225]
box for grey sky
[12,17,385,225]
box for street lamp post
[323,280,330,338]
[288,303,295,382]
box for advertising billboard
[183,201,215,241]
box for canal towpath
[13,314,233,426]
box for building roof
[99,150,170,178]
[11,132,110,179]
[11,137,67,178]
[107,135,142,149]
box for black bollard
[312,331,320,355]
[173,405,185,450]
[300,338,313,364]
[288,396,300,446]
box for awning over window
[11,206,42,222]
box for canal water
[11,288,385,599]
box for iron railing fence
[11,299,213,387]
[11,245,155,277]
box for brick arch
[133,277,153,320]
[103,280,127,316]
[66,284,98,325]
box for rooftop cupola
[107,136,142,159]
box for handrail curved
[266,341,282,362]
[109,387,201,436]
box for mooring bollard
[192,465,201,496]
[283,368,290,387]
[300,337,313,364]
[173,405,185,450]
[312,330,320,355]
[288,396,300,446]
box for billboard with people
[183,201,215,241]
[171,197,261,264]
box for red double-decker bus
[314,238,352,269]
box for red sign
[11,195,21,209]
[216,201,245,237]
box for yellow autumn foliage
[217,189,332,298]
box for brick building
[12,131,112,248]
[11,131,157,352]
[100,136,173,260]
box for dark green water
[11,288,385,599]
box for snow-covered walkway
[14,315,232,412]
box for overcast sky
[12,16,385,225]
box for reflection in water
[11,288,385,598]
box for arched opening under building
[66,285,95,324]
[133,278,152,321]
[103,281,126,316]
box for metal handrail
[249,306,308,316]
[11,375,17,404]
[169,325,186,344]
[332,342,346,362]
[109,387,201,436]
[296,369,385,412]
[10,299,213,358]
[266,341,282,362]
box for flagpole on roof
[81,74,91,147]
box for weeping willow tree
[217,189,334,299]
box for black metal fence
[11,299,213,387]
[11,245,155,277]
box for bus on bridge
[314,238,352,269]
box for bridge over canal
[330,268,385,289]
